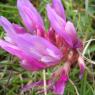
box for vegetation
[0,0,95,95]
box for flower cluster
[0,0,85,94]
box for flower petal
[0,16,63,65]
[20,59,46,71]
[4,24,26,43]
[52,62,70,95]
[0,16,26,35]
[22,79,52,94]
[12,24,26,34]
[22,6,45,36]
[22,62,70,94]
[0,39,47,71]
[52,0,66,21]
[0,39,26,59]
[22,80,43,92]
[17,0,45,34]
[46,5,73,47]
[53,73,68,95]
[4,35,13,43]
[65,21,77,46]
[65,21,77,38]
[65,21,82,48]
[0,16,25,43]
[0,16,15,36]
[12,35,63,64]
[46,4,66,36]
[48,28,56,45]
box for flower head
[0,0,85,94]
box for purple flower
[0,0,85,94]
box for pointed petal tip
[52,0,66,21]
[0,16,2,18]
[0,16,4,18]
[65,21,77,35]
[0,16,10,24]
[0,16,5,23]
[46,4,51,13]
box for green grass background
[0,0,95,95]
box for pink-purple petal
[65,21,83,48]
[21,80,43,92]
[17,0,45,33]
[0,39,47,71]
[22,6,45,35]
[0,16,15,36]
[65,21,77,42]
[17,0,44,27]
[46,4,66,36]
[12,34,63,64]
[20,59,46,71]
[52,0,66,21]
[53,62,70,95]
[48,28,56,45]
[46,5,73,47]
[65,21,77,38]
[0,16,62,65]
[0,39,26,59]
[12,24,26,34]
[53,74,68,95]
